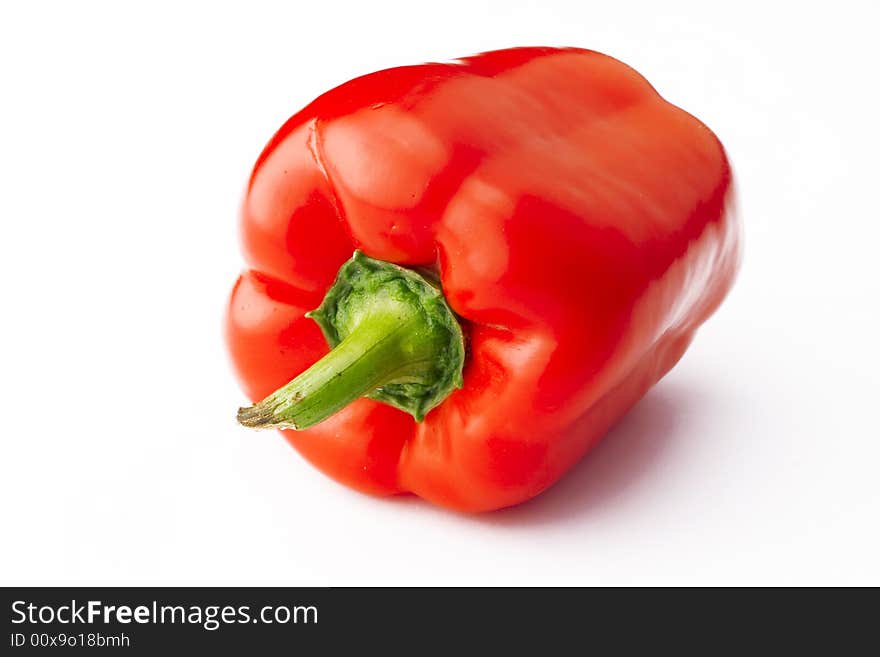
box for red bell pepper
[227,47,740,512]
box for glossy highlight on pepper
[226,46,740,512]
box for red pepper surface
[226,47,740,512]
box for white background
[2,0,878,586]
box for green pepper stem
[239,310,424,430]
[237,252,465,430]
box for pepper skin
[226,47,740,512]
